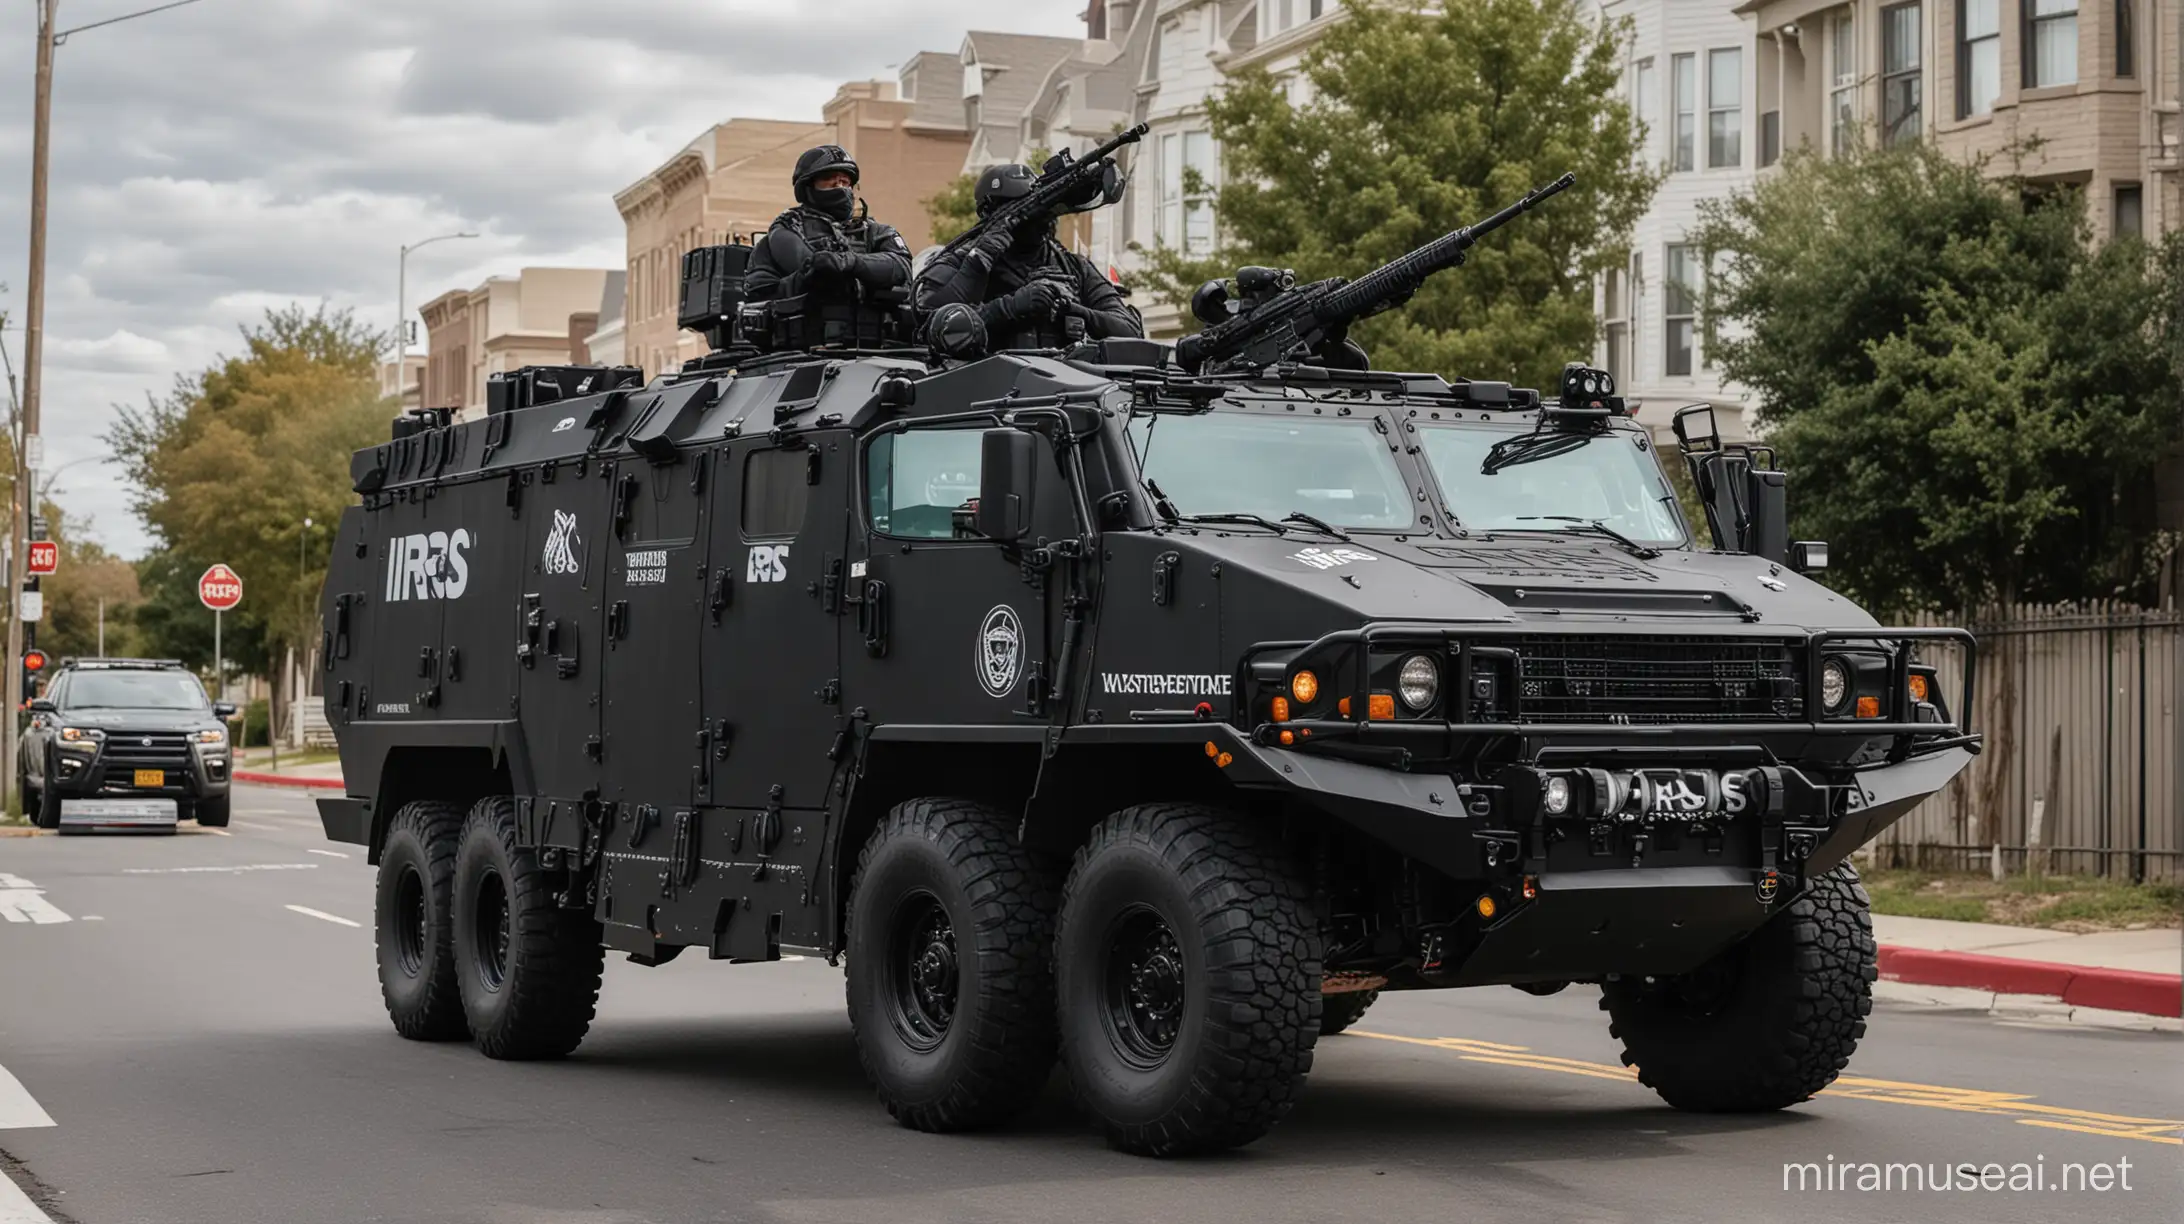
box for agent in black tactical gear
[744,145,914,351]
[913,163,1141,352]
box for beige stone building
[418,267,613,420]
[376,355,425,411]
[614,76,973,378]
[1739,0,2180,239]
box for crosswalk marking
[0,875,70,926]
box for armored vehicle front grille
[1509,635,1804,724]
[100,732,194,771]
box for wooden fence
[1870,604,2181,882]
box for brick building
[418,267,612,420]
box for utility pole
[6,0,58,818]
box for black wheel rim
[1101,905,1186,1069]
[393,863,428,977]
[473,868,511,991]
[884,890,958,1053]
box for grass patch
[1862,867,2184,931]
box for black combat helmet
[793,144,860,210]
[974,163,1037,216]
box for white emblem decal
[976,605,1024,699]
[552,416,576,433]
[746,545,791,583]
[382,529,472,602]
[1290,546,1380,571]
[625,549,669,586]
[542,511,583,575]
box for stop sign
[198,564,243,611]
[25,541,57,576]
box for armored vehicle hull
[319,345,1976,1155]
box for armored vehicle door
[433,478,515,726]
[359,494,460,725]
[599,454,710,810]
[515,460,610,803]
[841,423,1076,727]
[701,434,850,810]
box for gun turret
[938,123,1150,260]
[1174,172,1577,376]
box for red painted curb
[1878,944,2182,1018]
[233,770,346,791]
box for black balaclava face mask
[1010,217,1053,256]
[811,186,855,221]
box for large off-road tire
[1055,803,1321,1156]
[194,794,231,828]
[845,797,1062,1132]
[452,795,604,1059]
[1601,863,1876,1112]
[374,800,469,1041]
[1319,989,1380,1037]
[31,759,59,831]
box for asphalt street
[1,784,2177,1224]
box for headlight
[1820,658,1850,713]
[1397,655,1439,710]
[1543,775,1571,814]
[58,727,106,744]
[196,728,227,745]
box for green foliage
[241,697,271,748]
[110,305,392,667]
[1692,143,2183,613]
[1139,0,1659,388]
[35,510,144,661]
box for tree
[1138,0,1659,389]
[1690,142,2183,615]
[110,305,392,729]
[33,508,143,661]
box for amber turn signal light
[1907,675,1929,702]
[1271,696,1291,722]
[1367,693,1396,720]
[1337,696,1351,718]
[1475,895,1497,919]
[1855,696,1881,719]
[1290,670,1319,704]
[1204,741,1219,758]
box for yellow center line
[1349,1031,2184,1147]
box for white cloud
[0,0,1084,555]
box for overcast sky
[0,0,1082,558]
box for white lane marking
[305,848,349,859]
[0,1168,57,1224]
[229,821,273,832]
[201,828,230,837]
[122,863,319,875]
[0,1063,56,1130]
[0,876,69,926]
[80,915,104,921]
[285,904,360,928]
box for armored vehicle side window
[866,429,985,539]
[742,448,810,539]
[1127,413,1412,530]
[1418,424,1687,545]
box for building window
[1143,21,1162,82]
[1707,49,1741,168]
[1881,4,1922,145]
[1603,265,1630,388]
[1958,0,2001,116]
[1830,16,1857,155]
[1664,244,1695,377]
[1159,13,1190,83]
[1760,110,1781,166]
[1633,57,1657,154]
[1158,130,1218,254]
[1260,0,1327,36]
[2116,0,2135,76]
[2025,0,2078,88]
[1671,54,1695,172]
[2113,183,2143,238]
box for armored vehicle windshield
[1129,412,1414,530]
[1417,421,1688,545]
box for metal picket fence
[1869,604,2181,882]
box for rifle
[1173,172,1576,375]
[939,123,1151,260]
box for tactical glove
[1003,281,1063,321]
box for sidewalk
[1873,913,2181,1029]
[229,749,345,790]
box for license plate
[134,769,166,787]
[1629,769,1757,819]
[60,798,178,826]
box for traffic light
[21,649,46,706]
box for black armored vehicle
[317,176,1978,1156]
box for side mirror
[214,702,238,719]
[1744,468,1788,564]
[976,429,1037,543]
[1789,540,1829,573]
[28,698,56,714]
